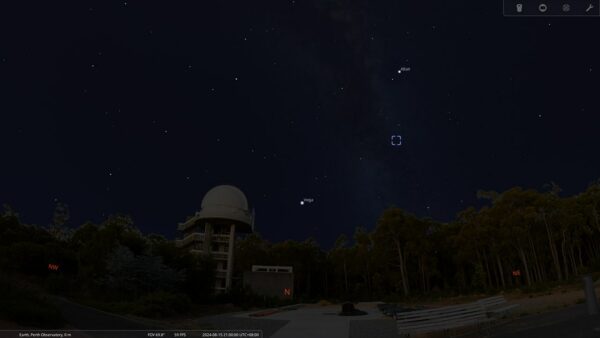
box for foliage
[0,275,65,328]
[102,245,184,299]
[131,291,192,318]
[3,178,600,321]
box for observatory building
[243,265,294,300]
[177,185,254,293]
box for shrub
[0,276,65,328]
[132,291,191,318]
[44,275,75,295]
[2,298,65,328]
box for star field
[0,1,599,248]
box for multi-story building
[176,185,254,293]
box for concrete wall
[243,271,294,299]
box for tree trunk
[496,255,506,289]
[307,268,312,297]
[491,255,499,289]
[569,245,577,275]
[518,245,532,286]
[585,242,596,261]
[366,259,372,299]
[561,230,570,280]
[483,250,494,289]
[419,256,427,294]
[324,268,328,297]
[578,245,584,268]
[543,212,563,281]
[593,206,600,232]
[529,236,544,282]
[394,240,409,296]
[343,257,348,294]
[476,250,488,289]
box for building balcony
[176,233,204,247]
[210,251,229,260]
[177,214,200,231]
[212,234,231,243]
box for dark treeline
[2,181,600,325]
[235,182,600,301]
[0,210,215,323]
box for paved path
[212,303,393,338]
[51,297,600,338]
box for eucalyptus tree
[372,208,418,297]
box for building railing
[175,233,204,247]
[212,234,231,243]
[211,251,229,260]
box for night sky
[1,1,599,248]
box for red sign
[48,263,60,271]
[512,270,521,277]
[283,288,291,296]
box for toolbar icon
[539,3,548,12]
[516,3,523,12]
[562,3,571,11]
[586,3,595,12]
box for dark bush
[0,276,65,328]
[132,291,192,318]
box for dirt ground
[307,283,599,319]
[406,283,598,318]
[502,286,592,316]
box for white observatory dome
[197,185,254,230]
[201,185,249,211]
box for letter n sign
[283,288,291,296]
